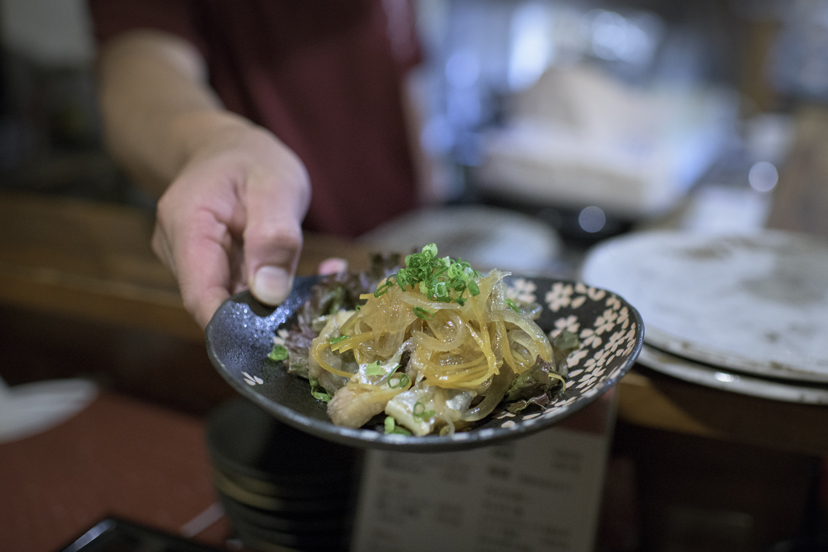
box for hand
[151,120,311,328]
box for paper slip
[350,393,615,552]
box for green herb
[364,361,387,377]
[373,243,481,306]
[384,416,411,435]
[505,298,520,313]
[553,330,580,354]
[412,400,435,419]
[330,335,348,345]
[309,376,332,402]
[268,344,289,362]
[551,329,580,373]
[374,278,395,298]
[413,306,434,320]
[387,373,410,389]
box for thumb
[244,172,310,306]
[246,213,304,305]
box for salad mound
[270,245,577,437]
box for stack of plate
[206,397,362,551]
[580,230,828,403]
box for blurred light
[508,2,553,91]
[748,161,778,193]
[590,10,627,61]
[580,9,662,67]
[445,51,480,89]
[713,372,736,383]
[578,206,606,233]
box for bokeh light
[578,206,606,233]
[748,161,778,193]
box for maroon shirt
[88,0,421,237]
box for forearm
[95,30,252,195]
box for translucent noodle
[315,269,554,405]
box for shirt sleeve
[381,0,424,73]
[86,0,208,59]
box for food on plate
[269,244,577,436]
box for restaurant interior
[1,0,828,551]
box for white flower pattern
[594,309,619,335]
[545,283,574,312]
[606,330,626,354]
[507,278,537,304]
[489,282,640,429]
[272,328,290,346]
[567,348,589,367]
[242,371,264,386]
[579,327,602,349]
[550,315,579,338]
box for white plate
[581,230,828,383]
[637,345,828,405]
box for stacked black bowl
[206,397,362,552]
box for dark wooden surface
[0,391,233,552]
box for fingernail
[252,266,292,305]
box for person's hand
[151,120,311,328]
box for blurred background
[2,1,828,551]
[0,0,810,248]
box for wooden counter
[0,391,232,552]
[0,192,371,342]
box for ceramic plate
[581,230,828,383]
[637,345,828,405]
[206,275,643,452]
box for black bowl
[213,467,352,515]
[206,397,361,491]
[216,466,354,500]
[217,491,352,534]
[206,275,643,452]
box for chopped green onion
[384,416,411,435]
[373,244,481,306]
[268,344,289,362]
[412,400,435,419]
[364,361,386,377]
[506,298,520,313]
[413,306,434,320]
[387,373,410,389]
[374,278,395,298]
[309,377,332,402]
[330,335,348,345]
